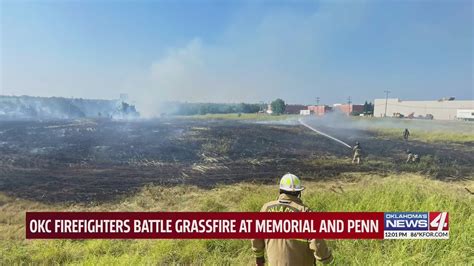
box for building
[333,104,364,115]
[119,93,129,101]
[373,98,474,120]
[457,109,474,121]
[284,104,308,114]
[266,104,273,114]
[308,105,333,116]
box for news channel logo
[383,212,449,239]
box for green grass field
[1,174,473,265]
[372,128,474,143]
[351,117,474,143]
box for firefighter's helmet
[279,173,305,192]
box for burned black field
[0,119,472,203]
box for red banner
[26,212,384,239]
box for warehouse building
[333,104,364,116]
[373,98,474,120]
[307,105,333,116]
[285,104,308,114]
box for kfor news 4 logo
[383,212,449,239]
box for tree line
[167,99,372,116]
[171,103,266,115]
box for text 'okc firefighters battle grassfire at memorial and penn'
[26,212,382,239]
[26,211,449,240]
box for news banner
[26,212,448,240]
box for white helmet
[279,173,305,192]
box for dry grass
[1,173,473,265]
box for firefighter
[406,149,414,163]
[403,128,410,141]
[352,141,362,164]
[413,153,420,163]
[406,149,420,163]
[251,173,333,266]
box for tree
[363,101,374,115]
[271,98,286,115]
[238,103,261,113]
[198,105,208,115]
[363,101,369,114]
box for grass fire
[1,1,473,264]
[0,111,473,264]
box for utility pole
[316,97,319,116]
[347,96,352,115]
[384,90,390,117]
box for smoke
[300,112,471,135]
[150,38,207,100]
[130,2,369,117]
[256,110,470,150]
[3,1,472,118]
[0,96,139,120]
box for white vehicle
[456,109,474,121]
[299,110,310,115]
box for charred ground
[0,118,472,203]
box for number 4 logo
[429,212,449,231]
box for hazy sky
[1,0,473,113]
